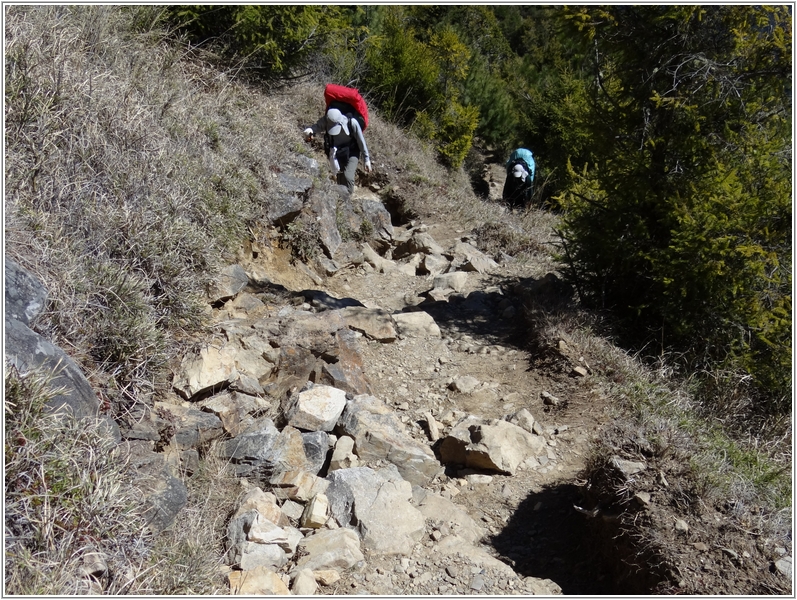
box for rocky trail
[9,159,790,595]
[127,178,619,595]
[316,221,614,595]
[4,8,791,593]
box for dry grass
[531,300,793,512]
[4,364,241,595]
[5,364,148,595]
[124,441,241,595]
[5,5,307,414]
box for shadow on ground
[489,482,621,595]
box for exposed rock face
[208,264,249,304]
[122,440,188,535]
[4,259,120,440]
[360,197,394,243]
[5,259,48,325]
[310,188,343,257]
[268,173,313,225]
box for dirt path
[259,214,617,594]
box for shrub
[362,7,441,124]
[555,6,792,413]
[359,8,480,168]
[165,5,345,79]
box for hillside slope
[4,6,791,596]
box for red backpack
[324,83,369,131]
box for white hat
[326,108,349,136]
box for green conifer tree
[557,6,792,410]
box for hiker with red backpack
[303,84,371,194]
[502,148,535,209]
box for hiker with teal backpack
[502,148,535,209]
[303,84,372,194]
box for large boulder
[418,253,450,277]
[284,384,347,432]
[336,395,441,486]
[295,528,364,572]
[325,467,425,555]
[438,418,546,475]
